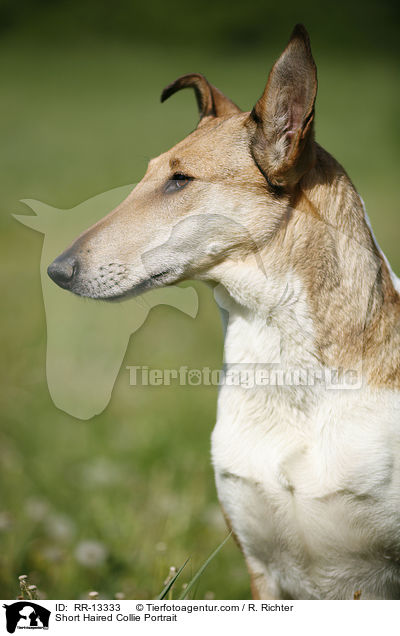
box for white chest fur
[211,287,400,600]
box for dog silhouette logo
[14,185,198,420]
[3,602,50,633]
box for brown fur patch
[278,144,400,389]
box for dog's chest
[212,383,400,597]
[211,310,400,597]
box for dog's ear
[250,24,317,189]
[161,73,241,121]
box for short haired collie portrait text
[48,25,400,600]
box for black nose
[47,256,77,289]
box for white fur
[211,262,400,600]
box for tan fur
[295,146,400,389]
[48,24,400,599]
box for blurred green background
[0,0,399,599]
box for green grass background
[0,0,399,599]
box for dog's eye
[165,173,193,193]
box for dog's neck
[210,144,400,390]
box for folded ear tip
[160,74,203,104]
[160,81,177,103]
[160,73,241,118]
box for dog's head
[48,24,317,300]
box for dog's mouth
[136,267,178,291]
[141,267,176,288]
[51,260,182,302]
[150,269,172,282]
[96,267,178,302]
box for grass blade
[157,558,190,600]
[179,532,232,600]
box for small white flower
[155,541,167,553]
[75,540,108,567]
[81,458,123,486]
[46,514,75,541]
[0,511,12,531]
[163,566,177,586]
[25,498,49,522]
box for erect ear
[161,73,241,122]
[250,24,317,189]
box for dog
[47,25,400,599]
